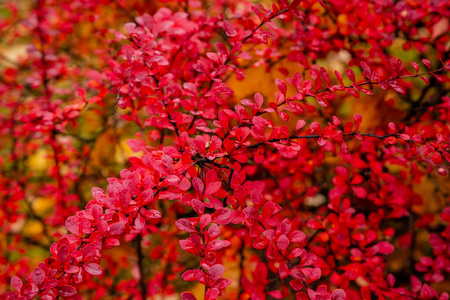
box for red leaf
[288,248,305,259]
[82,243,96,259]
[204,182,221,197]
[55,285,77,298]
[207,264,226,283]
[212,208,231,225]
[331,289,347,300]
[11,276,22,292]
[317,97,329,107]
[275,79,287,95]
[346,88,360,98]
[175,219,197,233]
[124,22,136,34]
[181,292,197,300]
[388,122,397,132]
[385,136,397,144]
[432,152,443,164]
[343,121,353,134]
[360,61,371,78]
[57,245,70,263]
[207,240,227,251]
[352,186,367,198]
[389,83,405,94]
[279,261,289,279]
[346,69,355,82]
[192,199,205,215]
[42,279,58,290]
[411,276,422,293]
[236,51,252,60]
[84,263,102,276]
[289,230,306,243]
[165,175,180,185]
[290,279,304,291]
[192,177,205,197]
[377,241,394,255]
[208,224,221,239]
[278,110,289,121]
[353,114,362,131]
[31,267,46,287]
[289,0,301,9]
[64,265,79,274]
[21,283,39,298]
[307,219,323,229]
[223,21,237,37]
[65,217,80,236]
[433,74,443,82]
[422,59,431,69]
[420,76,430,85]
[182,270,195,281]
[200,214,211,231]
[140,208,162,219]
[411,62,419,73]
[134,213,145,231]
[275,143,300,158]
[194,269,206,284]
[254,92,264,108]
[205,288,220,300]
[109,222,125,235]
[277,234,290,251]
[296,120,306,132]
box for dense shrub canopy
[0,0,449,299]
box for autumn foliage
[1,0,450,299]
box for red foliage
[1,0,450,299]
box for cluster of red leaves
[1,0,450,299]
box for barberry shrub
[1,0,450,299]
